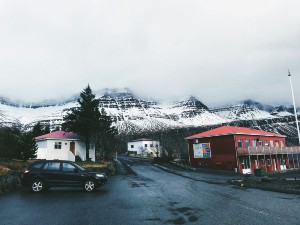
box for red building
[186,126,300,174]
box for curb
[155,163,300,195]
[229,181,300,195]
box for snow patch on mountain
[211,104,277,120]
[0,89,299,134]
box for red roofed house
[35,131,95,162]
[127,138,160,157]
[186,126,300,174]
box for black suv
[22,160,108,192]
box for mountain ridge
[0,88,299,135]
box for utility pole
[288,70,300,145]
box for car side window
[44,162,61,171]
[62,163,76,172]
[30,162,44,169]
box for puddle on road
[176,207,193,213]
[145,218,163,222]
[146,202,200,224]
[129,181,149,188]
[168,201,178,207]
[166,217,186,225]
[168,206,200,224]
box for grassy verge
[77,161,115,175]
[0,158,34,176]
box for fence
[237,146,300,156]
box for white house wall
[76,141,95,161]
[127,140,160,156]
[36,139,95,162]
[36,140,75,161]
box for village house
[35,130,95,162]
[127,138,160,157]
[186,126,300,174]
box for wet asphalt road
[0,156,300,225]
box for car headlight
[96,174,105,178]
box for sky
[0,0,300,107]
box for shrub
[0,173,22,193]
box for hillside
[0,89,299,144]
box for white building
[35,131,95,162]
[127,138,160,157]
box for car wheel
[31,179,45,193]
[83,179,95,192]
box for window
[270,140,274,147]
[275,141,279,147]
[145,144,147,147]
[258,140,263,146]
[54,142,62,149]
[44,162,60,171]
[252,140,257,147]
[267,159,271,166]
[245,140,250,147]
[264,140,269,146]
[238,139,243,148]
[62,163,76,172]
[150,144,153,147]
[38,141,47,148]
[90,143,94,149]
[131,145,134,148]
[32,162,44,169]
[261,159,265,166]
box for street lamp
[288,70,300,145]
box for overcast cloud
[0,0,299,107]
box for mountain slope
[0,89,299,135]
[0,89,228,133]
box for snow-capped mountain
[210,99,297,121]
[211,104,276,121]
[95,89,229,133]
[0,89,298,134]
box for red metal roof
[186,126,286,139]
[35,131,82,140]
[130,138,154,142]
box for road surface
[0,156,299,225]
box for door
[41,162,62,186]
[280,158,286,170]
[60,162,82,186]
[70,142,75,155]
[241,157,251,174]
